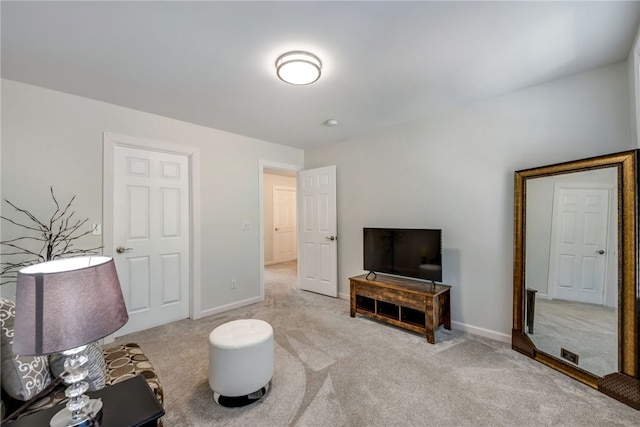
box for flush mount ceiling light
[276,51,322,85]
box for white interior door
[548,187,610,304]
[298,165,338,297]
[273,186,297,263]
[113,145,190,335]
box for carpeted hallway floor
[115,261,640,426]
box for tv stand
[349,274,451,344]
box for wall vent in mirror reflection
[561,348,579,365]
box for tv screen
[363,228,442,282]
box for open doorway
[259,161,300,299]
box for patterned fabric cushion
[102,343,163,407]
[0,298,52,401]
[49,343,107,391]
[102,343,164,427]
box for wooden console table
[349,274,451,344]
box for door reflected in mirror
[524,167,617,377]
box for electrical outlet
[231,279,237,289]
[92,224,102,236]
[561,348,579,365]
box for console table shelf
[349,274,451,344]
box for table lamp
[13,256,129,427]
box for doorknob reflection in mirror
[597,250,605,255]
[115,246,133,254]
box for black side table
[7,374,164,427]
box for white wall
[0,79,304,316]
[304,62,634,341]
[263,173,296,264]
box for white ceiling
[2,1,639,149]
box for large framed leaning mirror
[512,149,639,410]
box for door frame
[259,160,302,300]
[103,132,202,321]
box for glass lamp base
[49,398,103,427]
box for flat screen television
[363,227,442,282]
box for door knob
[597,249,605,255]
[116,246,133,254]
[325,236,336,241]
[275,227,279,231]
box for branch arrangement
[0,187,102,285]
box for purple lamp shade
[13,256,129,356]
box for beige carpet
[528,298,617,377]
[116,261,640,426]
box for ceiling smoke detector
[325,119,339,127]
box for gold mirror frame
[512,149,639,410]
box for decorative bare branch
[0,187,102,285]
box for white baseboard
[451,321,511,343]
[198,296,262,318]
[340,290,510,344]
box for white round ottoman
[208,319,274,407]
